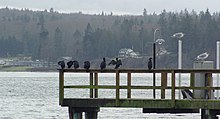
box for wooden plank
[64,85,165,89]
[59,70,64,105]
[206,73,212,99]
[143,108,199,113]
[153,72,156,99]
[62,98,174,108]
[94,72,98,98]
[116,70,120,105]
[171,71,175,107]
[61,68,220,73]
[63,85,220,90]
[62,98,220,109]
[90,73,94,98]
[190,72,195,98]
[64,85,115,89]
[127,72,131,98]
[161,72,167,99]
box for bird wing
[108,60,116,65]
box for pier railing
[59,69,220,109]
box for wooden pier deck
[58,69,220,119]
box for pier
[58,69,220,119]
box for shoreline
[0,66,58,72]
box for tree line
[0,7,220,68]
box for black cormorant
[58,60,65,69]
[100,57,106,70]
[84,61,90,71]
[67,61,73,68]
[73,60,79,69]
[115,58,122,69]
[148,57,152,70]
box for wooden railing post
[161,72,167,99]
[116,70,120,106]
[94,72,98,98]
[205,73,212,99]
[90,73,94,98]
[171,71,175,107]
[190,72,195,98]
[127,72,131,98]
[59,70,64,105]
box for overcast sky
[1,0,220,15]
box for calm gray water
[0,72,214,119]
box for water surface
[0,72,210,119]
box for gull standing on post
[171,32,184,39]
[195,52,209,61]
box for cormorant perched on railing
[115,58,122,69]
[58,60,65,69]
[108,58,118,65]
[100,57,106,70]
[148,57,152,70]
[73,60,79,69]
[84,61,90,71]
[67,61,73,68]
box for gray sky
[1,0,220,15]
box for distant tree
[143,8,147,16]
[37,30,49,59]
[0,36,23,57]
[22,31,29,55]
[50,8,54,13]
[139,27,144,54]
[2,16,6,21]
[110,12,113,16]
[120,19,132,48]
[73,29,82,41]
[22,14,31,23]
[37,13,45,31]
[101,11,104,16]
[54,27,63,60]
[83,23,94,59]
[158,9,167,36]
[72,29,83,59]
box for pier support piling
[68,107,100,119]
[201,109,219,119]
[69,107,82,119]
[85,111,98,119]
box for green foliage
[1,8,220,67]
[0,36,23,56]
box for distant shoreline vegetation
[0,7,219,68]
[0,65,56,72]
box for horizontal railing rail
[60,68,220,73]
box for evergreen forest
[1,7,220,68]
